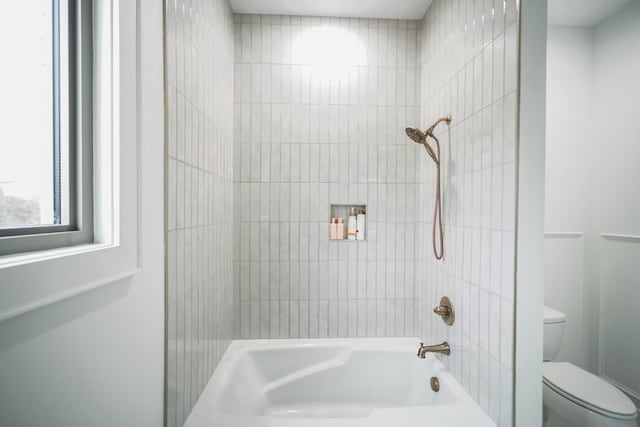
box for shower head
[405,127,426,144]
[405,126,438,163]
[405,115,452,164]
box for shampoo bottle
[330,218,337,240]
[336,218,345,240]
[347,208,357,241]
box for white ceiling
[229,0,433,20]
[548,0,636,26]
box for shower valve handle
[433,296,455,326]
[433,305,451,316]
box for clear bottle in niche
[347,207,357,241]
[356,209,366,240]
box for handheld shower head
[405,127,426,144]
[404,115,453,261]
[405,127,438,163]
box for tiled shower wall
[165,0,235,426]
[233,15,424,339]
[417,0,518,426]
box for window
[0,0,93,256]
[0,0,141,323]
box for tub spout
[417,341,450,358]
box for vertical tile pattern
[165,0,235,426]
[417,1,518,426]
[233,16,423,339]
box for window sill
[0,242,110,268]
[0,242,139,323]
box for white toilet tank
[544,306,566,361]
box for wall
[544,26,592,370]
[232,15,422,339]
[591,0,640,405]
[545,0,640,411]
[0,0,165,425]
[514,0,546,424]
[592,2,640,232]
[165,0,235,425]
[545,27,592,233]
[418,0,519,425]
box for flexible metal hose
[406,115,450,260]
[428,134,444,260]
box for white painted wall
[515,0,547,425]
[0,1,165,426]
[543,233,587,367]
[545,0,640,408]
[592,1,640,234]
[545,27,593,233]
[592,0,640,404]
[545,26,593,370]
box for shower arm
[420,115,451,164]
[425,115,452,136]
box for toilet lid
[543,363,637,418]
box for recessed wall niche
[329,204,367,241]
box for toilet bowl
[543,306,638,427]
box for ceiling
[230,0,636,27]
[228,0,433,20]
[548,0,637,26]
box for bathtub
[184,338,496,427]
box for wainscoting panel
[599,234,640,401]
[544,232,586,368]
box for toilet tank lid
[543,362,637,417]
[544,306,566,324]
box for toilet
[543,306,638,427]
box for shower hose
[430,134,444,260]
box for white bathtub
[184,338,496,427]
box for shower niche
[329,204,367,242]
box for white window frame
[0,0,94,256]
[0,0,140,322]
